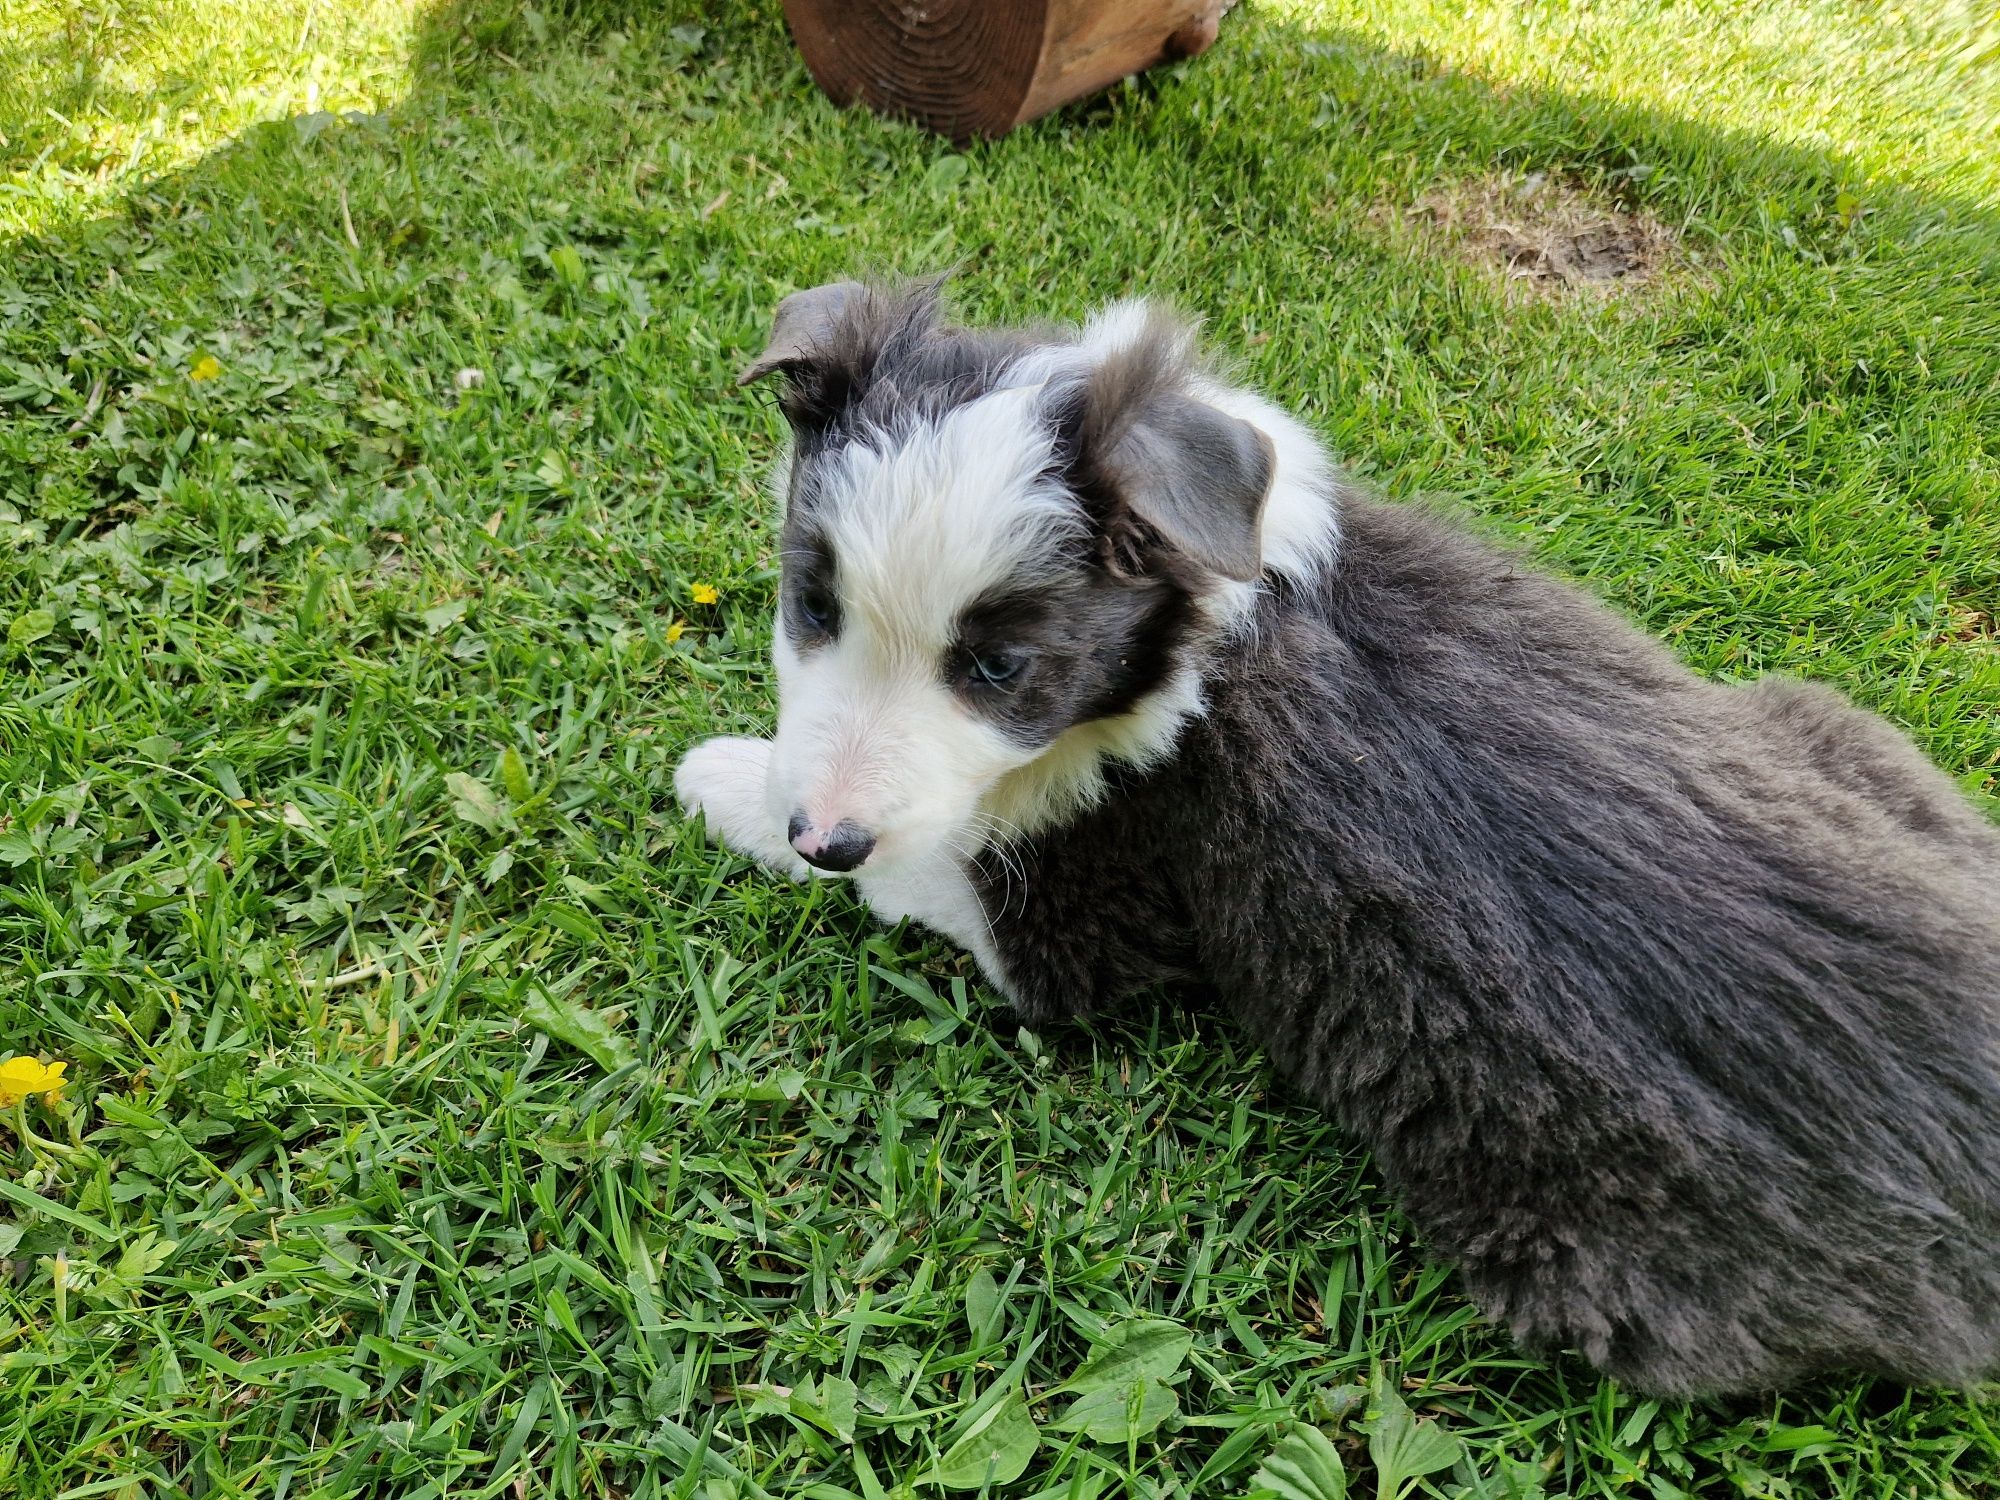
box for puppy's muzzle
[788,811,877,872]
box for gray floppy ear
[737,280,869,385]
[1069,303,1277,583]
[1098,393,1276,582]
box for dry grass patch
[1377,170,1682,297]
[1945,604,1996,646]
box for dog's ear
[1087,389,1275,583]
[737,280,869,385]
[738,278,945,432]
[1059,312,1275,583]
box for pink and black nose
[788,811,876,872]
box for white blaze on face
[765,386,1082,873]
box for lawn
[2,0,1997,1495]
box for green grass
[0,0,419,239]
[1,0,1997,1495]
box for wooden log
[781,0,1233,142]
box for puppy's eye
[797,583,836,633]
[968,648,1026,690]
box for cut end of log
[782,0,1234,141]
[1167,13,1222,58]
[782,0,1047,142]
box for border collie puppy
[676,280,2000,1397]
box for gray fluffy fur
[754,288,2000,1397]
[982,496,2000,1396]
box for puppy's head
[740,280,1276,876]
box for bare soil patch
[1380,171,1681,297]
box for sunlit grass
[0,0,421,236]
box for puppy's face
[743,283,1274,876]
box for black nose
[787,812,877,872]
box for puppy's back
[1270,498,2000,1392]
[996,493,2000,1395]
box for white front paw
[674,736,809,880]
[675,735,769,820]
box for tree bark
[781,0,1232,142]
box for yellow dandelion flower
[189,355,222,382]
[666,620,686,643]
[0,1056,67,1107]
[690,582,720,606]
